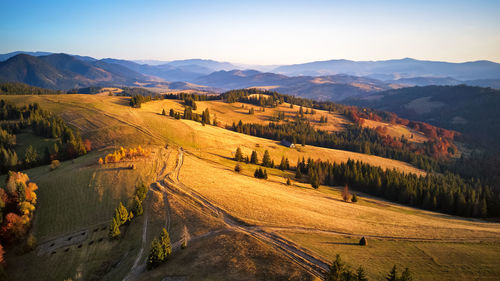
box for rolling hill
[0,54,149,89]
[0,93,499,280]
[342,85,500,149]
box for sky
[1,0,499,64]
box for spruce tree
[162,109,166,115]
[325,254,345,281]
[116,202,129,225]
[250,150,258,164]
[109,217,121,239]
[235,147,243,162]
[133,196,143,216]
[400,267,413,281]
[159,228,172,258]
[386,265,397,281]
[262,150,271,167]
[356,266,368,281]
[147,238,163,269]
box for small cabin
[281,139,295,148]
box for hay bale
[359,236,367,246]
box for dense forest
[0,100,87,173]
[0,82,66,95]
[229,119,440,172]
[299,158,497,217]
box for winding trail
[161,148,330,278]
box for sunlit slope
[0,95,425,175]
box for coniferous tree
[162,109,166,115]
[133,196,143,216]
[262,150,272,167]
[386,265,397,281]
[116,202,129,225]
[356,266,368,281]
[169,109,175,117]
[147,238,163,269]
[109,217,121,239]
[399,268,413,281]
[235,147,243,162]
[250,150,258,164]
[325,254,345,281]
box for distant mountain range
[1,51,500,99]
[272,58,500,81]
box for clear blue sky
[1,0,499,64]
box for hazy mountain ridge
[273,58,500,81]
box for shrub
[50,160,60,171]
[234,164,242,173]
[351,193,358,203]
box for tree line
[0,82,65,95]
[229,119,440,172]
[109,183,148,239]
[296,157,496,217]
[0,100,88,173]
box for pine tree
[325,254,345,281]
[116,202,129,225]
[356,266,368,281]
[162,109,166,115]
[133,196,143,216]
[400,268,413,281]
[386,265,397,281]
[351,194,358,203]
[286,178,291,185]
[147,238,163,269]
[169,109,174,117]
[109,217,121,239]
[159,228,172,258]
[235,147,243,162]
[262,150,271,167]
[279,156,286,170]
[250,150,258,164]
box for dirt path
[162,148,330,278]
[123,147,172,281]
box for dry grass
[179,154,500,240]
[361,118,428,143]
[280,231,500,281]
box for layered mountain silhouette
[1,51,500,98]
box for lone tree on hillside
[181,225,190,249]
[162,109,166,115]
[234,164,242,173]
[351,193,358,203]
[342,185,350,202]
[262,150,272,167]
[250,150,258,164]
[235,147,243,162]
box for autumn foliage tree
[342,185,350,202]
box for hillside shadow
[321,241,360,246]
[99,167,131,172]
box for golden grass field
[1,94,498,280]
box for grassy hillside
[1,94,499,280]
[344,85,500,149]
